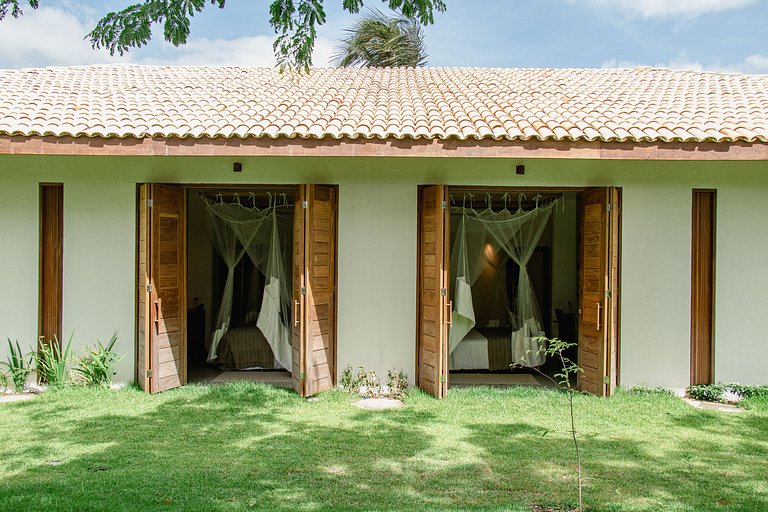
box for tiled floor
[187,364,291,387]
[449,371,556,388]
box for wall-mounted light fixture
[233,162,243,173]
[516,164,525,175]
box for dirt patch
[0,392,39,404]
[530,505,578,512]
[353,397,403,410]
[682,397,745,413]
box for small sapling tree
[516,336,584,512]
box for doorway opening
[186,187,295,387]
[446,189,578,389]
[136,183,338,396]
[416,186,620,398]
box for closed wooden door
[578,187,620,396]
[417,185,450,398]
[137,184,186,393]
[691,190,716,385]
[39,184,64,348]
[292,184,338,397]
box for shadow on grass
[464,405,768,512]
[0,384,507,511]
[0,384,766,511]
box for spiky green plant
[1,339,34,392]
[73,334,122,387]
[35,333,73,387]
[334,8,428,68]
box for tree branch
[3,0,445,70]
[0,0,39,20]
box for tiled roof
[0,65,767,143]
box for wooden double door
[136,184,337,397]
[416,186,621,398]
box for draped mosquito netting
[449,194,559,367]
[203,193,293,369]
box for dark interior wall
[186,192,213,349]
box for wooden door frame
[415,184,622,393]
[137,182,338,391]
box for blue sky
[0,0,766,72]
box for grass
[0,384,766,512]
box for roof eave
[1,134,768,161]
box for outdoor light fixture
[233,162,243,172]
[516,164,525,175]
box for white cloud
[0,7,124,68]
[139,35,336,67]
[602,52,768,74]
[741,54,768,72]
[574,0,757,19]
[0,5,336,69]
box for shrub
[73,334,122,387]
[339,365,408,399]
[687,384,726,402]
[625,386,677,397]
[340,365,353,390]
[1,339,34,393]
[686,383,768,404]
[386,368,408,399]
[34,334,73,387]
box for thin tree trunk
[569,391,583,512]
[559,350,583,512]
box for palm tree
[334,9,428,68]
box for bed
[449,326,545,370]
[214,322,283,370]
[450,328,514,371]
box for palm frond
[333,8,427,68]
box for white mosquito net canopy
[203,194,293,370]
[449,195,558,367]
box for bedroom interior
[186,187,295,385]
[446,188,580,387]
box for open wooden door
[292,184,338,397]
[416,185,450,398]
[137,184,151,391]
[136,184,186,393]
[578,187,620,397]
[291,185,306,395]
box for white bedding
[449,328,489,370]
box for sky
[0,0,766,73]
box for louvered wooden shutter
[152,184,187,392]
[136,184,151,392]
[578,187,620,396]
[292,185,338,397]
[417,185,450,398]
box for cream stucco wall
[0,155,766,390]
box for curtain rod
[197,191,294,208]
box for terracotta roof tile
[0,65,766,143]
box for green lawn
[1,384,766,512]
